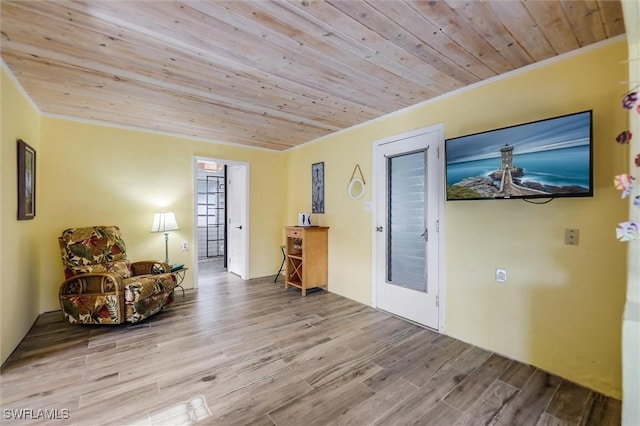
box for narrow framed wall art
[17,139,36,220]
[312,161,324,214]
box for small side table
[171,265,188,297]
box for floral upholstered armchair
[58,226,177,324]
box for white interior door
[227,165,247,278]
[374,125,444,330]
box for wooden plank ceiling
[0,1,625,151]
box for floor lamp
[151,211,180,265]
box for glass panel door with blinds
[375,126,442,330]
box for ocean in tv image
[446,111,592,200]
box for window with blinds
[387,150,427,292]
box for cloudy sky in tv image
[446,112,591,164]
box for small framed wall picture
[17,139,36,220]
[312,161,324,214]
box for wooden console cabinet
[285,226,329,296]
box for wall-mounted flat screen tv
[445,110,593,201]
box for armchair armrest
[131,261,170,276]
[59,272,124,296]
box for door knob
[236,225,242,230]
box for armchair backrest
[59,226,132,280]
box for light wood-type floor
[1,273,621,425]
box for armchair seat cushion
[123,273,176,323]
[124,273,175,303]
[68,260,131,280]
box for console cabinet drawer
[287,228,303,238]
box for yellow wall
[285,40,628,398]
[1,67,42,362]
[37,118,287,312]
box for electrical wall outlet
[180,241,189,251]
[364,200,373,211]
[495,267,507,283]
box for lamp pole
[164,232,170,264]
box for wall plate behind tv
[565,229,579,245]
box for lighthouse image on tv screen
[445,110,593,201]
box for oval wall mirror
[348,177,366,200]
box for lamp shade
[150,212,179,233]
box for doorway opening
[193,157,249,286]
[196,160,227,277]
